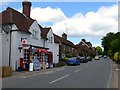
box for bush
[113,52,120,64]
[64,57,69,62]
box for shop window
[37,52,42,62]
[24,49,29,62]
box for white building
[40,27,59,64]
[0,1,59,71]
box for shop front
[19,44,53,71]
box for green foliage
[96,46,103,55]
[114,52,119,61]
[66,54,72,58]
[64,57,70,62]
[113,52,120,62]
[101,32,120,57]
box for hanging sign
[22,39,27,46]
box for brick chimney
[22,0,31,18]
[62,33,67,40]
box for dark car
[67,57,80,66]
[86,56,92,61]
[79,55,88,63]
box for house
[40,26,59,65]
[54,33,77,60]
[0,1,54,71]
[76,39,96,57]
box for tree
[101,32,120,57]
[96,46,103,55]
[101,32,115,54]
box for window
[24,49,29,63]
[32,30,38,39]
[49,37,53,43]
[51,37,53,43]
[49,37,51,43]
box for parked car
[104,55,107,58]
[67,57,80,66]
[86,56,92,61]
[95,55,99,60]
[79,56,88,63]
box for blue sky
[1,2,117,47]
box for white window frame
[32,30,38,39]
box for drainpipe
[9,25,12,66]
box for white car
[104,55,107,58]
[95,56,99,60]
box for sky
[0,1,118,48]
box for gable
[29,20,41,39]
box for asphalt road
[2,57,117,88]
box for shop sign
[29,63,33,71]
[33,59,40,70]
[22,39,27,46]
[23,46,30,49]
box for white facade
[1,20,59,71]
[1,20,42,71]
[45,29,59,64]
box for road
[2,57,118,88]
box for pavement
[2,57,119,88]
[9,66,67,78]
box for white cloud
[31,7,67,23]
[17,4,118,46]
[52,4,118,38]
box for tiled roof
[0,7,35,33]
[41,27,51,39]
[38,24,51,39]
[53,33,76,48]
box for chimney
[22,0,31,18]
[62,33,67,40]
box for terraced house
[76,39,96,57]
[54,33,77,60]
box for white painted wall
[46,29,59,64]
[10,21,43,71]
[1,21,44,71]
[2,31,10,66]
[1,20,59,71]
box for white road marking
[49,74,70,84]
[22,73,38,78]
[21,72,43,78]
[107,61,112,88]
[75,69,82,73]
